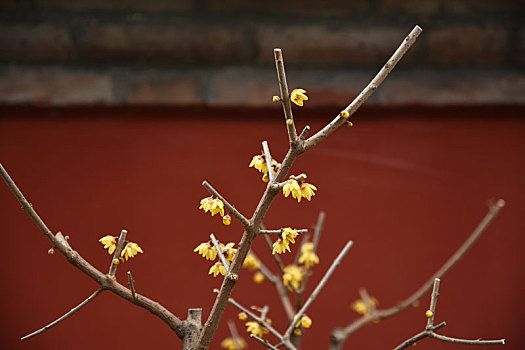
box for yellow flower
[249,155,268,173]
[283,179,302,202]
[294,329,302,336]
[194,242,218,261]
[121,242,143,261]
[300,183,317,201]
[272,239,291,255]
[221,337,247,350]
[245,321,268,338]
[282,227,299,244]
[220,242,237,263]
[253,271,265,283]
[99,235,117,254]
[351,297,378,316]
[199,196,225,217]
[209,262,227,277]
[223,214,232,226]
[340,110,350,118]
[283,265,304,291]
[243,254,260,271]
[295,315,312,329]
[290,88,308,106]
[298,242,319,268]
[238,312,248,321]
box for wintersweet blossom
[209,262,227,277]
[298,242,320,268]
[99,235,117,254]
[121,242,143,261]
[295,314,312,329]
[220,242,237,263]
[283,179,302,201]
[249,154,279,176]
[272,239,291,255]
[238,312,248,321]
[242,254,260,271]
[290,88,308,106]
[281,227,299,244]
[300,183,317,201]
[221,337,247,350]
[351,297,378,316]
[199,196,225,217]
[193,242,217,261]
[222,214,231,225]
[245,321,268,338]
[283,264,304,291]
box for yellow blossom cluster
[351,297,378,316]
[194,241,237,277]
[290,89,308,106]
[99,235,143,262]
[220,337,247,350]
[242,254,260,271]
[199,196,225,217]
[249,154,281,182]
[283,178,317,203]
[298,242,320,268]
[245,321,268,338]
[283,264,304,291]
[272,228,299,255]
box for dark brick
[0,67,112,105]
[257,26,416,67]
[0,25,72,62]
[427,25,508,66]
[78,24,245,65]
[35,0,192,12]
[128,76,203,105]
[517,27,525,66]
[206,0,369,16]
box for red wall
[0,106,523,349]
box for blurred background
[0,1,524,349]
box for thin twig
[210,233,230,271]
[284,240,353,339]
[303,25,423,151]
[262,141,275,183]
[127,271,136,300]
[274,48,297,143]
[426,278,440,329]
[263,234,286,274]
[331,200,506,347]
[260,229,308,235]
[202,181,251,228]
[430,333,505,345]
[227,320,244,349]
[21,288,103,340]
[251,334,279,350]
[108,229,127,276]
[298,126,310,141]
[394,322,447,350]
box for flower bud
[272,96,281,102]
[340,110,350,118]
[47,247,54,255]
[253,271,265,283]
[222,214,232,226]
[238,312,248,321]
[113,258,120,265]
[286,119,293,125]
[425,310,433,318]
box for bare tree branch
[202,181,251,229]
[303,25,423,151]
[251,334,280,350]
[108,229,127,276]
[330,200,506,349]
[274,48,298,143]
[262,140,276,183]
[127,271,137,300]
[21,288,103,340]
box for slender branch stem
[260,229,308,235]
[331,200,506,347]
[274,48,297,143]
[264,234,286,274]
[430,333,505,345]
[210,233,230,271]
[227,320,243,349]
[284,240,353,339]
[127,271,136,300]
[426,278,440,329]
[202,181,251,229]
[298,126,310,141]
[303,25,423,151]
[251,334,279,350]
[21,288,103,340]
[108,229,127,276]
[262,141,275,183]
[394,322,447,350]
